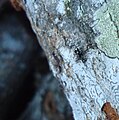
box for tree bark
[20,0,119,120]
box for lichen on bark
[21,0,119,120]
[93,0,119,58]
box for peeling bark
[20,0,119,120]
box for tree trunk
[20,0,119,119]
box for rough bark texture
[21,0,119,120]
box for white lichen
[58,47,119,120]
[56,0,66,15]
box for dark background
[0,1,73,120]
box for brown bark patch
[44,91,65,120]
[102,102,119,120]
[10,0,22,11]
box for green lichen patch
[94,0,119,58]
[64,0,72,17]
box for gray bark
[21,0,119,120]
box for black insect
[74,48,87,63]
